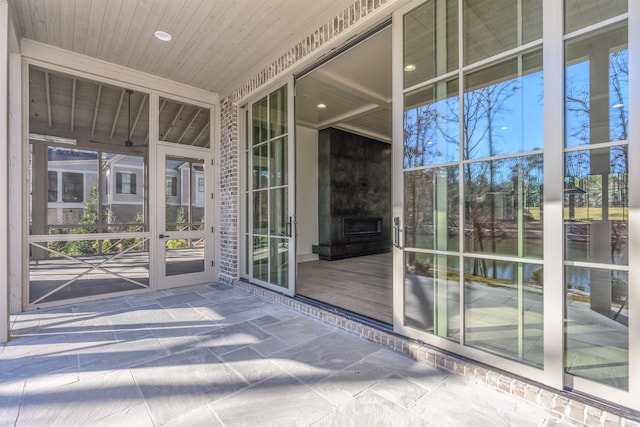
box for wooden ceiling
[10,0,357,95]
[13,0,392,146]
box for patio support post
[0,0,9,343]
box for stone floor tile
[211,374,335,427]
[16,369,143,427]
[196,321,272,356]
[262,315,335,347]
[162,406,224,427]
[131,347,248,426]
[249,335,291,357]
[312,388,425,427]
[84,403,154,427]
[218,346,288,385]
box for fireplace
[313,128,391,261]
[343,217,382,237]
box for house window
[116,172,136,194]
[198,177,204,192]
[48,171,58,202]
[166,176,177,196]
[62,172,83,202]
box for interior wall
[295,125,319,263]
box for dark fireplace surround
[313,128,391,261]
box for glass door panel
[157,144,213,288]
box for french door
[245,84,296,295]
[156,143,214,289]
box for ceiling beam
[191,122,209,146]
[91,85,102,136]
[177,108,201,144]
[315,68,391,104]
[162,104,184,141]
[110,89,126,138]
[44,71,52,128]
[70,78,76,132]
[131,94,146,138]
[317,103,381,129]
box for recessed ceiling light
[501,126,509,130]
[154,31,172,41]
[612,103,624,109]
[404,64,416,72]
[317,103,327,109]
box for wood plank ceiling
[10,0,357,95]
[13,0,392,145]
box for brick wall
[217,0,397,281]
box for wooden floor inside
[296,253,393,324]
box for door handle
[159,234,171,239]
[393,217,401,248]
[286,216,292,237]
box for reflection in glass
[270,137,288,187]
[253,190,268,235]
[269,86,287,139]
[253,236,269,282]
[564,0,627,35]
[404,79,459,167]
[565,24,628,148]
[464,155,543,260]
[253,144,268,189]
[565,266,628,390]
[270,238,288,288]
[270,188,288,237]
[463,0,541,65]
[464,258,543,367]
[29,239,149,304]
[403,0,458,88]
[564,148,628,265]
[404,252,459,341]
[404,167,459,251]
[464,50,543,159]
[165,239,205,277]
[252,96,268,145]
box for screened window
[166,177,178,196]
[62,173,84,202]
[116,172,136,194]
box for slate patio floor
[0,283,570,426]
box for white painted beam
[91,84,102,136]
[110,89,125,138]
[1,0,9,343]
[177,108,201,144]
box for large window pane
[564,0,627,35]
[404,79,459,167]
[463,0,541,65]
[464,258,543,367]
[564,147,628,265]
[403,0,458,88]
[405,253,460,341]
[464,155,543,259]
[565,23,628,148]
[464,50,543,159]
[565,266,628,390]
[404,167,459,251]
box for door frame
[154,141,215,290]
